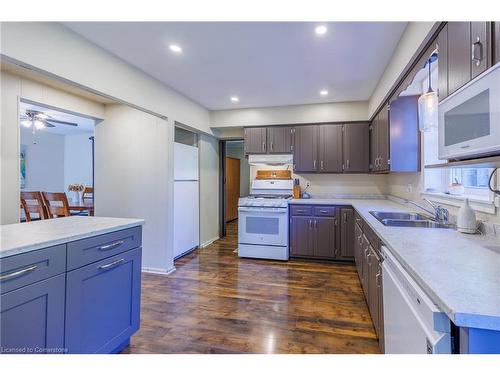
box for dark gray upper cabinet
[314,217,337,258]
[438,24,448,100]
[244,127,267,154]
[343,123,369,173]
[495,22,500,64]
[370,115,379,172]
[448,22,471,95]
[294,125,318,172]
[340,207,355,259]
[370,105,390,173]
[471,22,491,79]
[267,126,294,154]
[319,124,343,173]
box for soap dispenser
[456,198,477,234]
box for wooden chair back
[20,191,49,221]
[42,192,71,218]
[83,187,94,201]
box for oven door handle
[238,208,287,214]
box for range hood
[248,154,293,166]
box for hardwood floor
[123,221,380,354]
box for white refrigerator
[173,142,200,259]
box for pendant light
[418,53,438,132]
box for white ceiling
[64,22,407,110]
[20,102,95,135]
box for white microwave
[438,62,500,160]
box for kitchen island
[0,216,144,354]
[290,197,500,354]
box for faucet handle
[436,206,449,223]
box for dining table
[68,198,94,216]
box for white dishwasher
[381,246,452,354]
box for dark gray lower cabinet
[289,205,339,259]
[290,217,314,257]
[353,212,384,353]
[340,208,355,259]
[314,217,336,258]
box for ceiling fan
[20,110,78,134]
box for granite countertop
[0,216,145,259]
[290,198,500,331]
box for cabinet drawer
[290,205,312,216]
[67,226,142,271]
[313,206,337,217]
[0,245,66,294]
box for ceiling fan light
[21,120,32,128]
[34,120,45,130]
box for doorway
[19,100,98,221]
[219,140,250,238]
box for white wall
[199,134,220,247]
[1,22,210,134]
[0,70,105,224]
[368,22,436,117]
[210,101,369,127]
[95,104,174,273]
[64,133,94,192]
[20,127,65,192]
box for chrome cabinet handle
[472,36,484,66]
[346,159,350,170]
[343,212,347,223]
[296,209,306,213]
[320,210,328,213]
[98,240,125,251]
[0,265,38,282]
[313,160,317,170]
[99,258,125,270]
[270,141,274,151]
[309,219,313,229]
[376,271,382,287]
[262,141,266,152]
[320,160,324,170]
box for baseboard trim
[141,266,176,275]
[200,237,219,248]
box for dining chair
[83,186,94,201]
[41,192,71,218]
[20,191,49,221]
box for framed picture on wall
[20,144,26,189]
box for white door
[173,181,199,258]
[174,142,199,181]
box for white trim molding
[141,266,176,276]
[200,237,219,248]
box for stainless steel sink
[369,211,454,229]
[370,211,430,221]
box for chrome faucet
[405,198,449,224]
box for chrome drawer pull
[0,265,38,282]
[320,210,328,213]
[99,258,125,270]
[98,240,124,251]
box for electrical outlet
[305,181,310,188]
[406,184,413,194]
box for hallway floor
[123,221,380,353]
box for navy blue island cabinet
[0,226,142,354]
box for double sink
[370,211,454,229]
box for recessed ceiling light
[230,96,239,103]
[320,90,329,96]
[315,25,327,36]
[169,44,182,53]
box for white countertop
[290,198,500,331]
[0,216,145,259]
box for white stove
[237,179,293,261]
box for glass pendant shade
[418,56,438,132]
[418,90,438,132]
